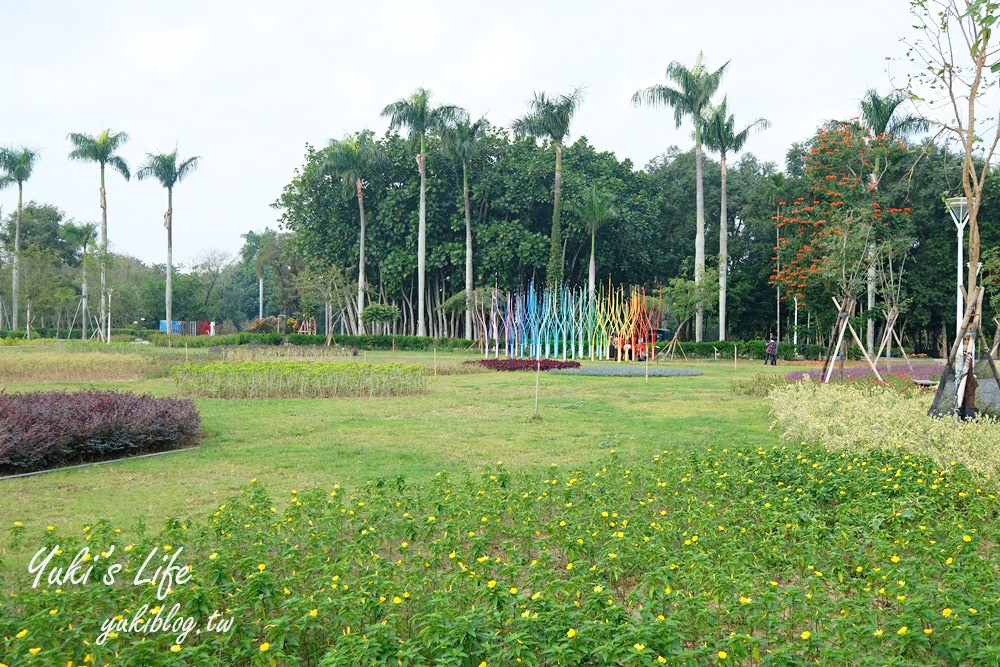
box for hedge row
[0,391,201,475]
[467,359,581,372]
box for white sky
[0,0,920,267]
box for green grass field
[0,343,793,533]
[3,342,998,666]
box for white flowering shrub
[768,379,1000,483]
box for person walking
[764,336,778,366]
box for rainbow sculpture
[474,281,662,360]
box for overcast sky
[0,0,921,267]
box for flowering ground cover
[3,446,996,665]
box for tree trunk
[356,177,367,335]
[588,231,596,306]
[99,164,108,343]
[546,142,564,291]
[694,139,705,342]
[866,257,876,355]
[12,182,22,330]
[81,249,89,340]
[417,150,427,336]
[719,151,728,341]
[464,161,473,340]
[258,276,264,319]
[165,188,173,342]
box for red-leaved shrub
[466,359,582,372]
[0,391,201,475]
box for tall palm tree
[513,88,584,292]
[62,222,98,339]
[381,88,462,337]
[135,149,200,338]
[0,147,39,330]
[324,130,387,335]
[633,53,727,341]
[703,98,769,341]
[441,114,488,339]
[67,129,131,343]
[567,186,618,306]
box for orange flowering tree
[771,122,912,314]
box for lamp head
[945,196,970,226]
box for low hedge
[467,358,581,372]
[0,390,201,475]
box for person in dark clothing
[765,336,778,366]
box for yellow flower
[593,585,603,593]
[873,629,883,636]
[633,643,645,652]
[257,563,266,572]
[393,596,402,604]
[28,648,41,655]
[658,657,667,664]
[309,609,318,616]
[800,631,811,640]
[15,629,27,639]
[566,628,576,638]
[923,628,933,635]
[487,580,497,589]
[897,626,908,636]
[718,650,728,660]
[209,552,218,560]
[509,587,518,595]
[170,645,181,653]
[12,521,21,527]
[260,642,270,652]
[962,535,972,542]
[479,662,487,667]
[890,555,900,563]
[566,563,573,570]
[942,608,953,617]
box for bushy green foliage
[769,380,1000,483]
[1,391,199,474]
[171,361,427,399]
[4,450,997,665]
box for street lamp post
[945,196,969,345]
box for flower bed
[3,449,997,665]
[171,361,427,398]
[0,391,200,475]
[548,365,703,377]
[466,358,581,372]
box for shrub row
[467,358,582,372]
[171,361,428,399]
[0,391,201,475]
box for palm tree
[513,88,584,292]
[703,98,769,341]
[62,222,98,339]
[324,131,387,335]
[633,53,727,341]
[67,130,130,342]
[381,88,462,337]
[441,114,488,339]
[135,149,200,338]
[0,147,39,330]
[567,186,618,306]
[858,89,928,188]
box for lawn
[0,344,787,534]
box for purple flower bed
[465,359,582,372]
[0,390,201,475]
[786,362,945,383]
